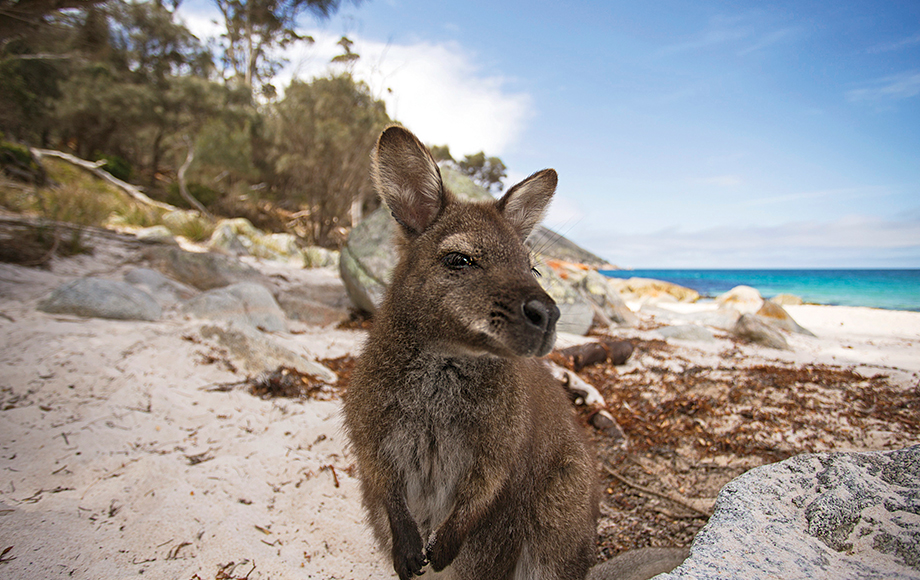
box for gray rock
[537,259,595,335]
[338,205,393,314]
[589,547,688,580]
[580,270,639,327]
[183,283,287,332]
[692,306,742,331]
[207,220,251,256]
[715,285,764,314]
[38,277,161,321]
[302,246,340,269]
[339,167,603,335]
[733,313,789,350]
[143,246,263,290]
[657,324,715,342]
[199,322,336,382]
[657,445,920,580]
[757,301,816,337]
[276,288,349,327]
[134,225,177,244]
[124,267,197,307]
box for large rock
[143,246,263,290]
[183,283,287,332]
[38,277,161,321]
[657,445,920,580]
[756,301,816,337]
[579,270,638,327]
[276,287,349,327]
[339,167,603,335]
[608,277,700,304]
[716,285,764,314]
[733,313,789,350]
[770,293,804,306]
[124,267,197,308]
[536,259,595,335]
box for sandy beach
[1,242,918,579]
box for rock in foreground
[658,445,920,580]
[38,277,162,321]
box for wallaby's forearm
[386,486,427,580]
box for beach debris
[557,339,635,371]
[548,362,605,407]
[247,366,337,401]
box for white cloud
[174,3,532,156]
[847,70,920,103]
[584,214,920,268]
[695,174,743,187]
[867,32,920,54]
[280,32,533,156]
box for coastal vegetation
[0,0,512,252]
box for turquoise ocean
[599,269,920,312]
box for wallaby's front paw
[393,533,428,579]
[426,529,462,572]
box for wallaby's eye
[442,252,474,270]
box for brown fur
[344,126,598,580]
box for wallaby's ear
[373,126,445,236]
[497,169,557,239]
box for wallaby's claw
[395,549,427,580]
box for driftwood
[30,148,177,213]
[558,339,634,371]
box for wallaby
[344,126,598,579]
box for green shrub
[166,182,221,209]
[92,153,133,182]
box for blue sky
[179,0,920,268]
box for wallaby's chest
[379,359,496,536]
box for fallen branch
[30,148,177,213]
[603,463,713,516]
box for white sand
[0,260,393,580]
[1,253,918,579]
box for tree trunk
[177,136,210,216]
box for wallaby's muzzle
[521,295,560,357]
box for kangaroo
[344,126,598,580]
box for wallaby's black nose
[522,299,560,332]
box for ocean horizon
[599,269,920,312]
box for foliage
[457,151,507,193]
[429,144,453,163]
[211,0,349,96]
[93,153,133,182]
[166,181,221,209]
[268,73,390,246]
[428,144,507,193]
